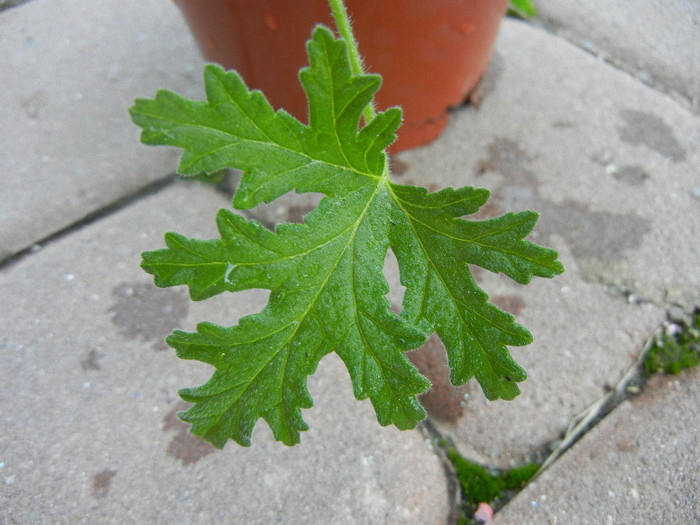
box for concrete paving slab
[0,0,203,260]
[383,19,698,466]
[534,1,700,111]
[0,182,450,524]
[493,366,700,524]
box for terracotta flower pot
[173,0,507,152]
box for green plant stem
[328,0,377,124]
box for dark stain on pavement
[477,137,537,185]
[92,469,117,498]
[491,294,526,316]
[471,199,505,220]
[477,137,651,271]
[108,281,188,350]
[534,198,649,261]
[389,156,409,177]
[551,120,576,130]
[287,204,315,224]
[163,402,215,465]
[615,437,640,453]
[613,164,650,186]
[408,335,471,423]
[80,349,102,371]
[618,109,686,162]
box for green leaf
[389,185,562,400]
[508,0,537,19]
[131,25,563,447]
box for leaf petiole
[327,0,377,124]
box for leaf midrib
[206,175,390,424]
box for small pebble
[474,502,493,522]
[667,305,686,324]
[626,384,641,395]
[665,323,680,337]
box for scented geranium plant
[129,0,562,448]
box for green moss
[447,446,539,522]
[500,462,540,490]
[448,449,504,505]
[643,310,700,377]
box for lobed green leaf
[131,25,563,447]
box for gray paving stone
[0,0,203,259]
[493,366,700,524]
[534,1,700,111]
[384,19,698,466]
[0,182,450,524]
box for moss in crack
[643,308,699,377]
[444,444,539,524]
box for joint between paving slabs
[417,419,464,525]
[430,301,698,523]
[592,272,699,323]
[524,18,697,113]
[0,174,177,271]
[0,0,34,13]
[536,303,699,476]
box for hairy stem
[327,0,377,124]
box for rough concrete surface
[535,0,700,111]
[0,0,203,259]
[0,183,450,524]
[1,0,699,523]
[494,366,700,525]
